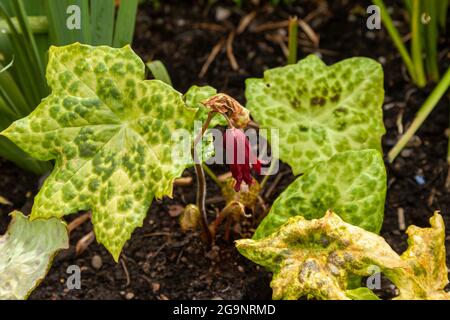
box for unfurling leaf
[179,204,201,232]
[254,149,386,239]
[1,43,198,261]
[246,55,385,175]
[0,211,69,300]
[236,211,450,300]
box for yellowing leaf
[1,44,198,261]
[236,211,450,300]
[0,211,69,300]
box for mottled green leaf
[254,149,386,238]
[0,211,69,300]
[184,85,227,127]
[1,43,197,261]
[345,288,380,300]
[236,211,450,300]
[245,54,385,175]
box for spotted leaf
[0,211,69,300]
[236,211,450,300]
[1,43,197,261]
[245,55,385,175]
[254,149,386,239]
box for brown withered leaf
[236,211,450,300]
[202,93,251,128]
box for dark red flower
[224,128,262,192]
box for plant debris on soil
[1,0,450,300]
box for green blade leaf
[1,43,197,261]
[45,0,91,45]
[146,60,172,86]
[254,149,387,239]
[237,211,450,300]
[113,0,138,48]
[90,0,115,46]
[245,54,385,175]
[0,211,69,300]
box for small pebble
[152,282,161,293]
[237,266,245,273]
[414,175,426,185]
[400,149,413,158]
[125,292,135,300]
[91,255,103,270]
[215,7,231,21]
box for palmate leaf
[0,211,69,300]
[1,43,197,261]
[245,55,385,175]
[237,211,450,300]
[254,149,387,239]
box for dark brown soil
[0,0,449,300]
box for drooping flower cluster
[224,128,261,192]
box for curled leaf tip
[202,93,251,128]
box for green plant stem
[423,0,439,82]
[202,163,221,187]
[411,0,427,87]
[260,157,278,190]
[287,16,298,65]
[373,0,417,84]
[388,66,450,162]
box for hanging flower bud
[224,128,262,192]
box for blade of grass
[439,0,449,31]
[411,0,426,87]
[388,66,450,162]
[45,0,90,45]
[146,60,172,86]
[423,0,439,82]
[12,0,47,93]
[372,0,418,84]
[0,15,48,34]
[90,0,115,45]
[287,16,298,65]
[113,0,138,47]
[0,3,42,106]
[0,136,51,174]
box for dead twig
[265,33,289,58]
[237,11,256,34]
[173,176,193,187]
[396,108,405,134]
[264,171,287,200]
[144,231,171,237]
[298,19,320,48]
[68,212,91,233]
[397,207,406,231]
[226,31,239,71]
[75,230,95,256]
[199,38,225,78]
[252,20,289,33]
[120,258,131,287]
[192,22,227,32]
